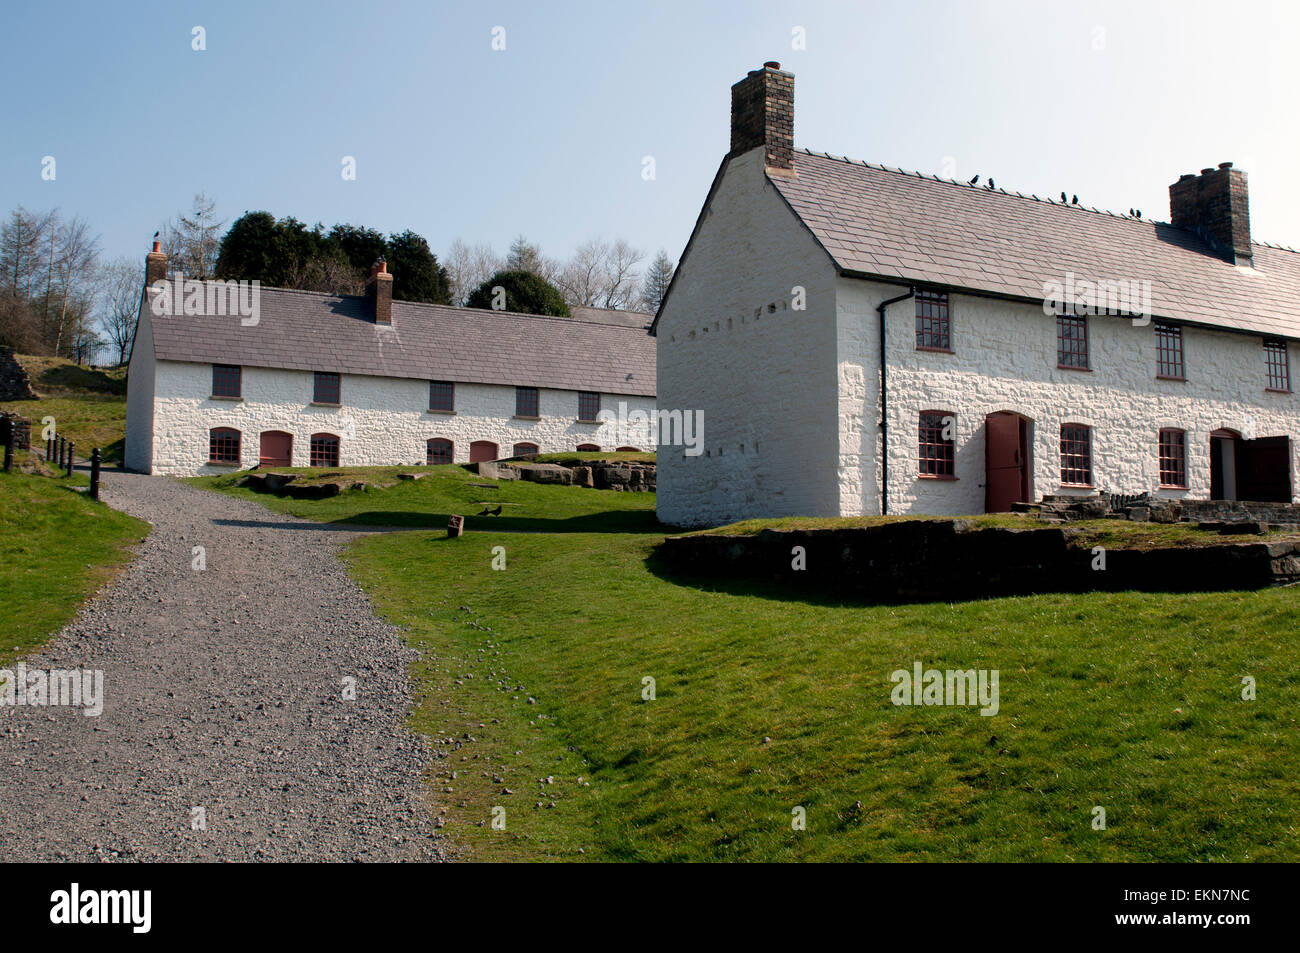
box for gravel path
[0,471,448,862]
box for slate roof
[147,286,656,397]
[769,149,1300,339]
[569,306,653,329]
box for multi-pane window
[314,371,341,404]
[515,386,539,417]
[426,438,453,465]
[1057,315,1089,369]
[309,433,339,467]
[578,391,601,421]
[212,364,241,398]
[1060,424,1093,486]
[576,443,601,451]
[1155,323,1184,379]
[1265,340,1290,391]
[1159,429,1187,488]
[513,442,539,459]
[918,411,955,478]
[429,380,455,412]
[208,427,240,464]
[915,291,951,351]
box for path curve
[0,471,447,862]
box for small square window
[1158,429,1187,488]
[212,364,241,398]
[429,380,454,412]
[915,291,950,351]
[578,391,601,421]
[1057,315,1089,369]
[426,438,453,465]
[513,442,539,459]
[208,427,240,464]
[1060,423,1093,486]
[314,372,341,404]
[515,386,539,417]
[1265,340,1290,392]
[310,433,340,467]
[1155,323,1184,380]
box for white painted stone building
[654,63,1300,527]
[125,249,656,476]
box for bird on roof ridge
[969,174,980,185]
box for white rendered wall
[654,148,840,528]
[836,278,1300,516]
[124,298,156,474]
[147,360,656,475]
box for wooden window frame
[426,437,453,466]
[515,386,539,418]
[313,371,341,405]
[576,443,601,452]
[1060,423,1093,487]
[918,410,956,479]
[1265,340,1290,393]
[1056,314,1090,370]
[512,442,539,460]
[208,427,241,465]
[915,291,952,352]
[1158,428,1187,489]
[429,380,455,413]
[309,432,340,468]
[1155,323,1185,381]
[211,364,242,399]
[578,391,601,422]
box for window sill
[918,474,958,481]
[1058,483,1095,490]
[1056,364,1092,372]
[1265,387,1292,394]
[209,395,243,402]
[1155,375,1186,382]
[311,401,341,407]
[207,460,241,467]
[1159,484,1189,491]
[427,409,456,415]
[513,415,540,421]
[916,346,954,354]
[576,418,601,424]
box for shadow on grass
[325,509,669,534]
[36,364,126,396]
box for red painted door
[259,431,293,467]
[985,413,1026,512]
[469,440,499,463]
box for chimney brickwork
[367,258,394,324]
[1169,163,1252,266]
[730,62,794,171]
[145,240,168,287]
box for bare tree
[445,238,504,306]
[163,191,223,279]
[284,253,365,296]
[49,215,100,355]
[99,257,142,365]
[554,237,645,311]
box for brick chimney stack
[730,62,794,173]
[1169,162,1252,266]
[145,239,167,287]
[366,258,393,324]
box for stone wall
[0,411,32,450]
[471,459,656,491]
[659,520,1300,601]
[0,347,37,401]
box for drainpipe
[877,288,916,516]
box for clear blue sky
[3,0,1297,269]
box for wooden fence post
[89,447,101,500]
[65,442,74,477]
[3,430,12,473]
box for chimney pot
[1219,161,1233,169]
[1201,168,1215,175]
[730,63,795,172]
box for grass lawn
[343,519,1300,862]
[0,465,149,664]
[0,355,127,463]
[188,463,662,533]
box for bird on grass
[490,505,503,516]
[478,507,490,516]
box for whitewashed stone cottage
[125,246,656,475]
[653,62,1300,527]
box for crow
[490,505,503,516]
[1072,195,1079,205]
[1136,210,1142,219]
[478,507,490,516]
[987,178,995,189]
[1129,208,1135,217]
[1061,192,1067,203]
[968,174,979,185]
